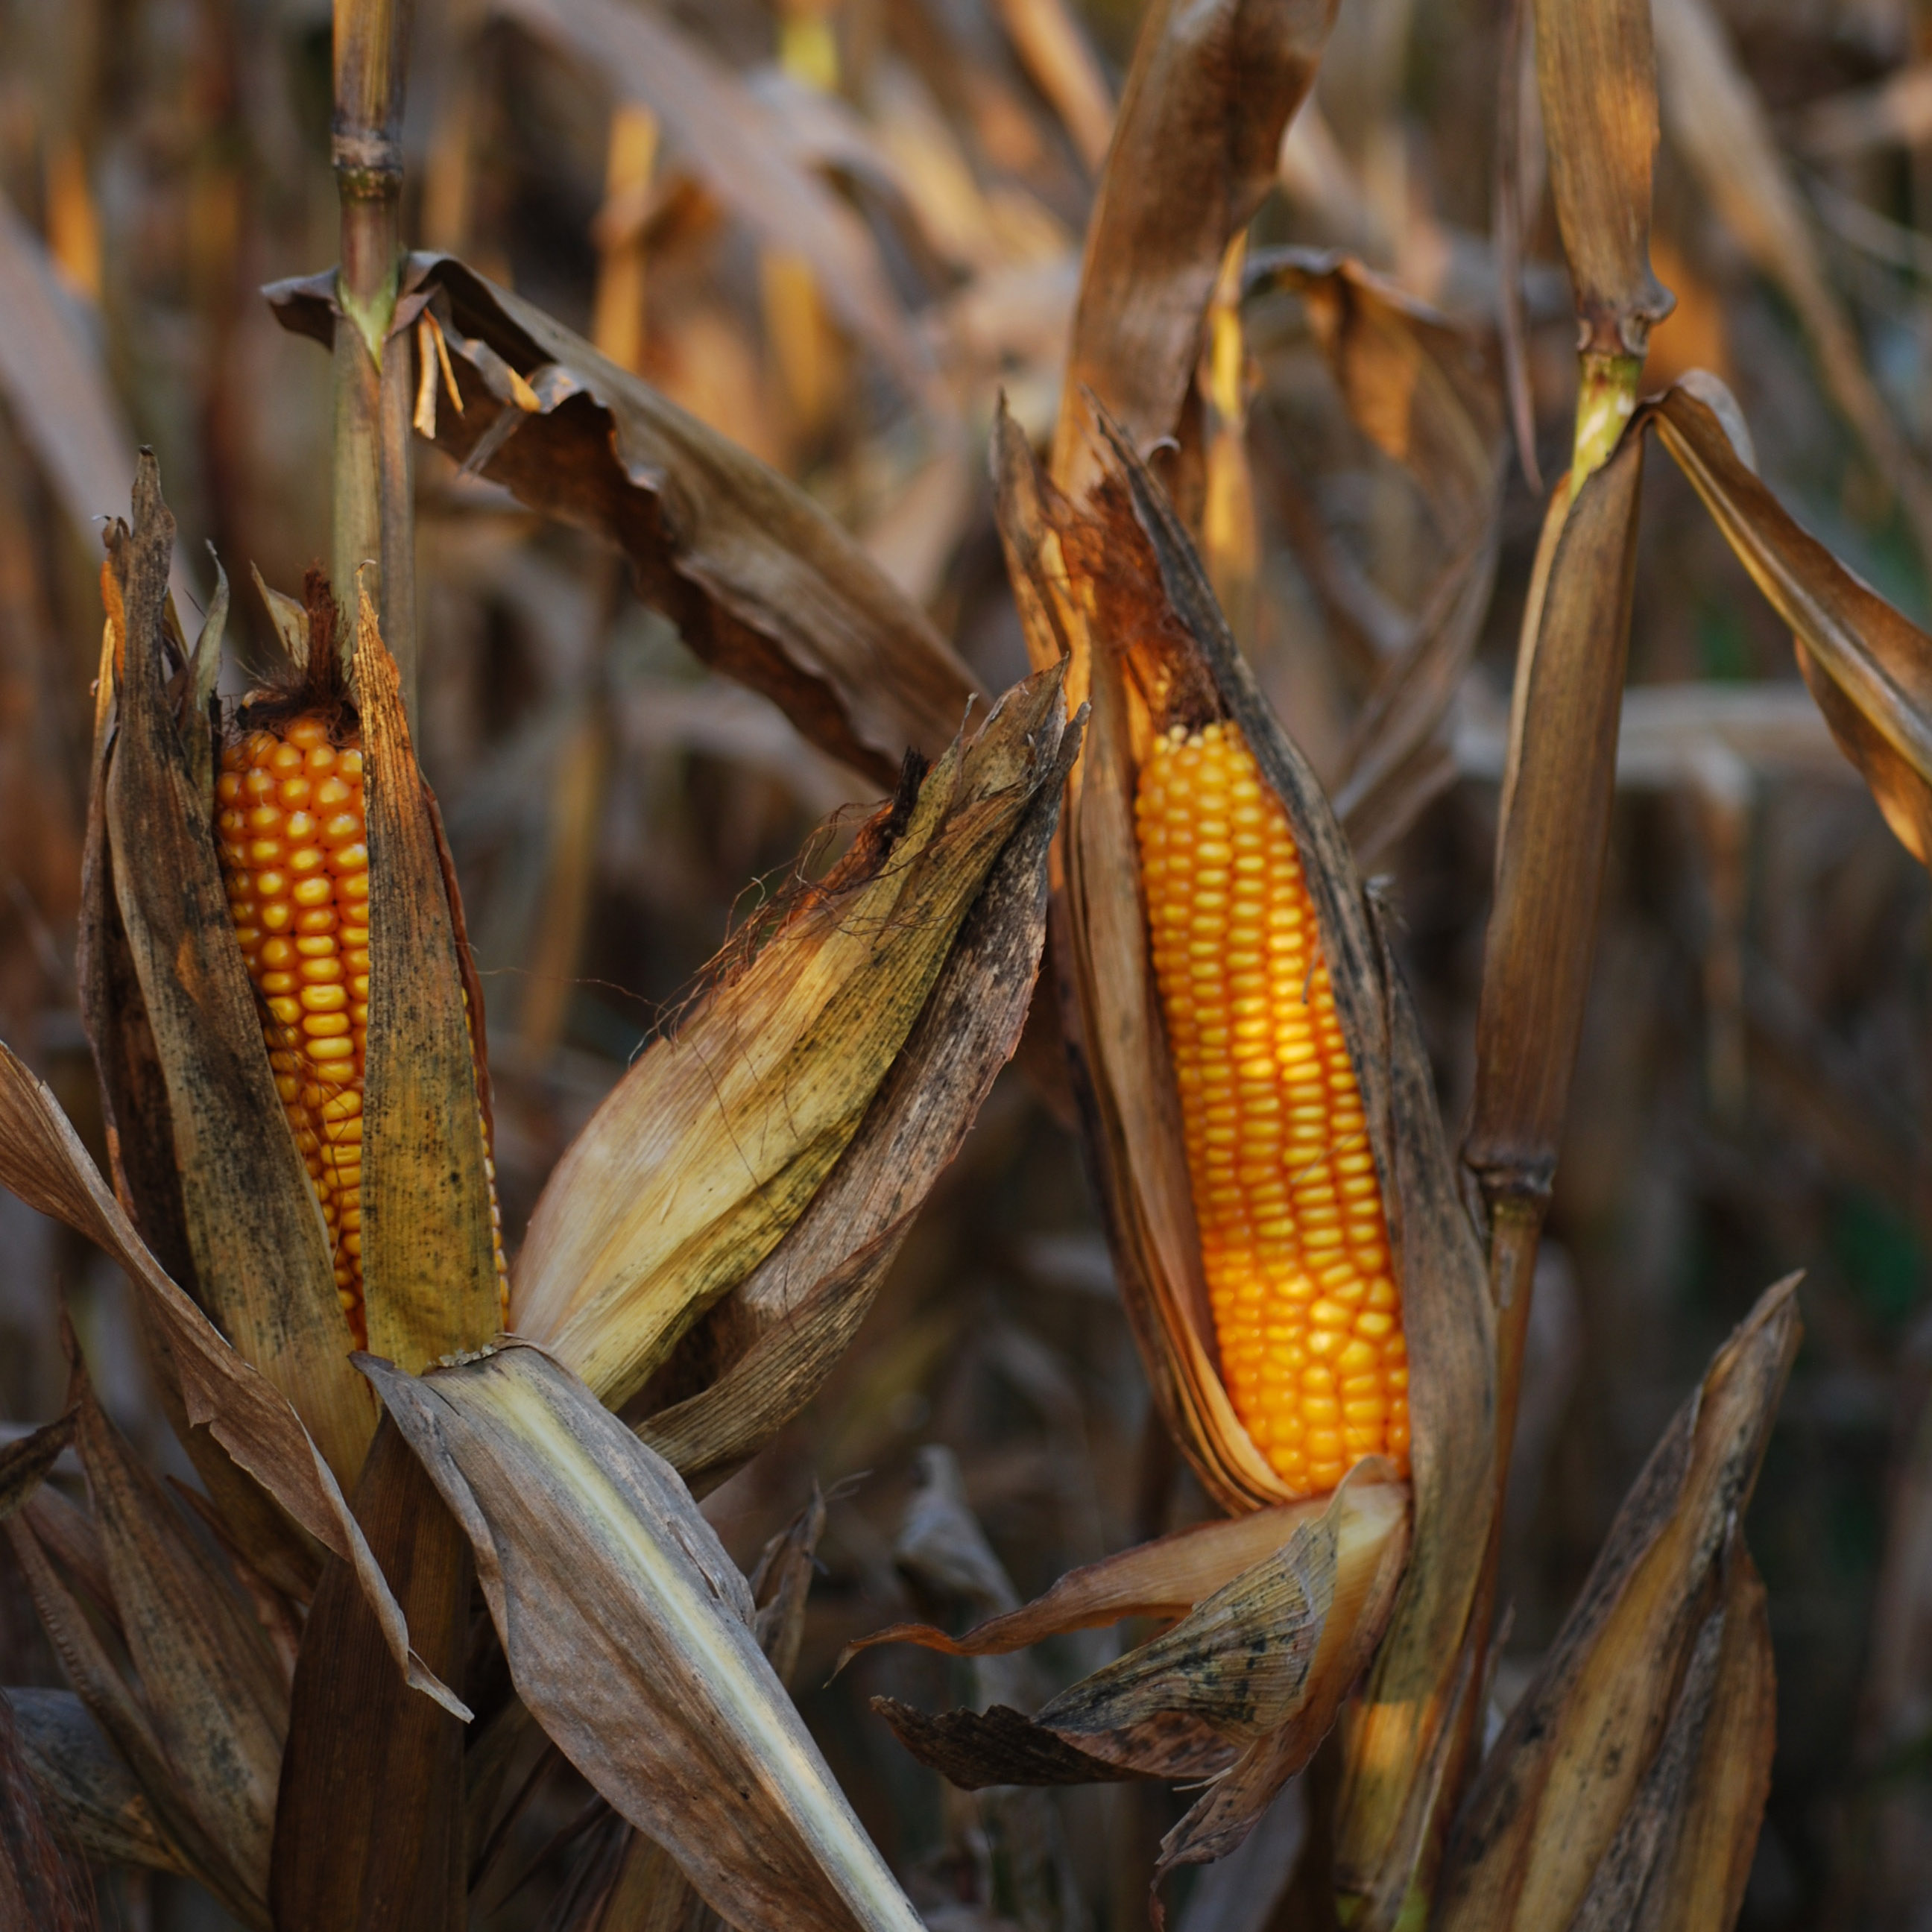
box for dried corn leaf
[363,1342,924,1932]
[0,1686,95,1932]
[640,707,1077,1487]
[0,1412,75,1524]
[9,1688,186,1876]
[69,1354,284,1922]
[847,1492,1347,1661]
[269,256,976,789]
[95,457,373,1482]
[0,1043,464,1718]
[490,0,929,402]
[1049,0,1338,496]
[868,1473,1406,1823]
[517,666,1070,1412]
[1530,0,1670,358]
[1436,1275,1798,1929]
[1646,379,1932,866]
[353,585,501,1368]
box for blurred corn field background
[3,0,1932,1926]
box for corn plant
[0,0,1927,1927]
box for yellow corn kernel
[1135,719,1409,1497]
[218,716,511,1348]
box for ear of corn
[1135,719,1409,1497]
[216,716,508,1351]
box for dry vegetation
[0,0,1930,1928]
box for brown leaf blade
[0,1687,97,1932]
[268,257,978,789]
[362,1343,925,1932]
[353,584,501,1368]
[1648,380,1932,866]
[10,1688,187,1877]
[1435,1275,1799,1930]
[1049,0,1339,496]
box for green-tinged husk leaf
[352,579,502,1368]
[92,455,373,1484]
[515,663,1071,1411]
[362,1342,925,1932]
[1435,1276,1798,1929]
[639,708,1078,1489]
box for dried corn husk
[514,663,1072,1412]
[1435,1276,1797,1929]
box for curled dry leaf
[1645,377,1932,868]
[362,1342,924,1932]
[1436,1275,1798,1930]
[269,256,977,789]
[9,1688,186,1878]
[514,664,1073,1413]
[865,1470,1408,1901]
[1050,0,1339,497]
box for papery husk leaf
[67,1358,284,1920]
[640,708,1079,1487]
[352,583,501,1368]
[362,1342,925,1932]
[271,1418,470,1932]
[0,1686,97,1931]
[0,1041,466,1718]
[10,1688,188,1876]
[871,1474,1407,1808]
[95,456,373,1482]
[1435,1275,1798,1931]
[1241,250,1506,858]
[1646,379,1932,867]
[1530,0,1671,357]
[517,665,1070,1412]
[269,256,976,789]
[1049,0,1339,498]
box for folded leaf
[0,1687,95,1932]
[268,256,977,789]
[516,665,1070,1411]
[362,1342,925,1932]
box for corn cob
[217,715,508,1348]
[1135,719,1409,1497]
